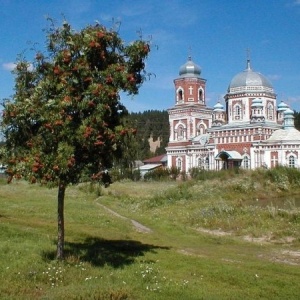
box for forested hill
[126,110,169,160]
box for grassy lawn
[1,169,300,299]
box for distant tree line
[123,109,169,160]
[294,111,300,130]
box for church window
[267,103,274,120]
[205,156,209,169]
[197,157,202,168]
[178,90,183,102]
[176,124,186,140]
[242,155,250,169]
[196,125,205,135]
[176,88,184,103]
[288,155,296,168]
[197,156,209,169]
[196,122,207,135]
[198,88,204,103]
[234,104,242,120]
[176,158,182,170]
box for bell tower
[174,56,207,106]
[167,56,213,143]
[167,56,213,173]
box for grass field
[1,168,300,299]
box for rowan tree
[1,20,151,259]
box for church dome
[213,102,225,111]
[251,98,263,107]
[179,56,201,78]
[277,101,289,112]
[228,60,273,92]
[284,107,294,116]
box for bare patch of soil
[95,202,152,233]
[196,227,232,237]
[269,250,300,265]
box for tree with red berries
[1,20,151,260]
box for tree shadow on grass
[42,237,170,268]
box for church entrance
[215,151,242,170]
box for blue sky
[1,0,300,113]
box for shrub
[144,167,170,181]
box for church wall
[216,142,251,155]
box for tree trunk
[57,182,66,260]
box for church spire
[246,48,252,70]
[188,46,192,61]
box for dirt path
[95,202,152,233]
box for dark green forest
[125,110,169,160]
[295,111,300,130]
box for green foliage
[189,167,244,181]
[169,166,180,180]
[109,167,141,182]
[1,19,151,187]
[125,110,169,160]
[144,167,170,181]
[294,110,300,131]
[147,182,194,207]
[265,166,300,189]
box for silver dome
[228,60,273,91]
[179,56,201,78]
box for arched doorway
[215,151,242,169]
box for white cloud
[267,74,281,81]
[294,0,300,5]
[2,62,34,71]
[2,62,16,71]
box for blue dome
[213,102,225,111]
[251,98,263,107]
[179,56,201,78]
[277,101,289,111]
[284,107,294,116]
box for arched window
[197,157,202,168]
[198,88,204,103]
[242,155,250,169]
[196,122,207,136]
[197,156,209,169]
[176,158,182,170]
[267,103,274,120]
[177,125,184,140]
[178,90,183,101]
[289,155,295,168]
[234,104,242,120]
[205,156,209,170]
[177,88,184,103]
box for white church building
[166,56,300,172]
